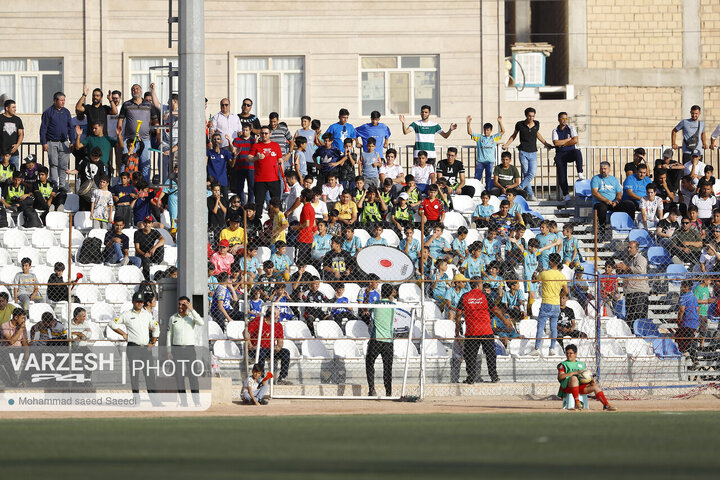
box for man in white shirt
[683,149,706,187]
[211,98,241,148]
[111,292,159,399]
[167,296,205,407]
[379,148,404,195]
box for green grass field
[1,413,718,479]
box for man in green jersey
[366,284,397,397]
[558,344,616,411]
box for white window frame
[358,55,440,117]
[0,58,63,114]
[128,56,178,101]
[233,56,305,119]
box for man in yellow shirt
[219,213,246,255]
[531,253,568,356]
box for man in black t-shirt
[436,147,475,197]
[238,98,261,135]
[133,218,165,280]
[0,99,24,170]
[75,86,117,135]
[322,237,354,280]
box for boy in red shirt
[420,184,445,233]
[293,188,317,265]
[600,258,619,316]
[243,307,291,384]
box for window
[235,56,305,118]
[129,57,178,104]
[0,58,63,113]
[360,55,439,116]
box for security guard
[111,292,159,397]
[33,165,67,221]
[167,296,204,406]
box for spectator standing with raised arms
[75,85,117,136]
[117,84,159,181]
[399,105,456,165]
[467,114,504,191]
[502,107,553,201]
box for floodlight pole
[177,0,207,315]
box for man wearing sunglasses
[238,98,261,135]
[211,98,241,148]
[247,126,284,217]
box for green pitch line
[0,413,718,479]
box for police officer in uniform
[2,171,41,227]
[167,296,204,407]
[111,292,160,402]
[33,165,67,222]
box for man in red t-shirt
[419,184,445,233]
[248,125,284,217]
[243,307,291,383]
[456,278,499,384]
[293,188,317,265]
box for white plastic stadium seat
[464,229,481,244]
[226,321,246,340]
[344,320,370,339]
[422,301,443,321]
[104,284,131,304]
[333,339,361,358]
[393,339,419,358]
[160,210,172,229]
[565,300,586,321]
[315,320,344,339]
[606,317,632,338]
[73,211,94,231]
[59,228,84,250]
[433,319,459,340]
[88,264,115,283]
[74,284,102,303]
[508,338,534,357]
[3,229,29,249]
[28,303,55,323]
[31,229,58,249]
[398,283,421,303]
[16,247,42,266]
[301,339,331,359]
[45,212,69,231]
[164,246,178,266]
[0,248,11,266]
[464,178,483,197]
[342,283,361,304]
[518,319,538,338]
[451,195,475,216]
[423,338,449,357]
[213,340,242,360]
[283,340,301,359]
[32,265,54,284]
[488,195,501,213]
[318,282,336,300]
[0,265,21,285]
[208,320,226,340]
[283,320,312,340]
[158,228,176,247]
[303,264,319,278]
[91,302,116,324]
[46,247,71,267]
[118,265,144,284]
[379,229,400,247]
[626,338,654,357]
[87,228,108,241]
[256,246,271,263]
[352,229,370,247]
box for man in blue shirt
[325,108,357,151]
[206,132,233,199]
[677,280,699,356]
[591,160,633,232]
[39,92,75,191]
[620,163,652,214]
[356,111,391,159]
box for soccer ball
[578,369,594,384]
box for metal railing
[396,143,720,200]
